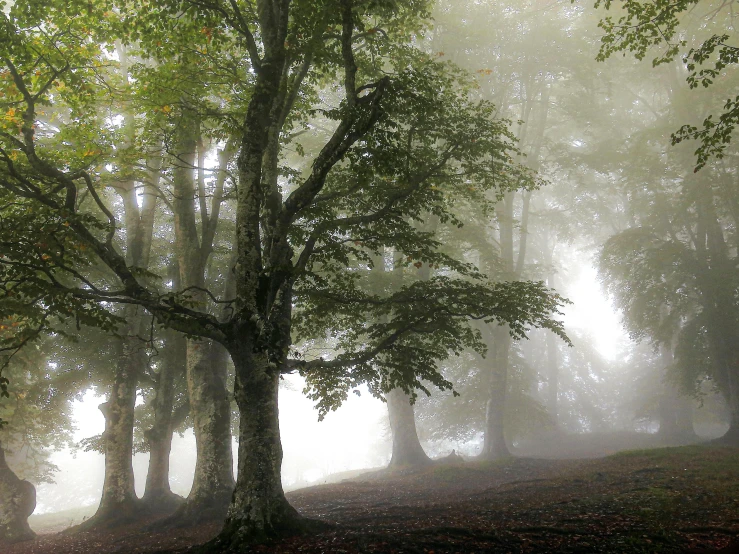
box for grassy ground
[6,441,739,553]
[29,505,97,534]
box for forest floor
[6,437,739,553]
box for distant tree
[599,182,739,442]
[591,0,739,170]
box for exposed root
[65,499,149,533]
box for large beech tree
[0,0,569,548]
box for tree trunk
[164,106,235,526]
[386,389,432,468]
[167,340,234,525]
[657,393,696,443]
[656,343,696,442]
[546,331,559,426]
[205,347,305,550]
[694,195,739,444]
[78,310,146,530]
[142,332,187,514]
[0,442,36,544]
[480,326,511,460]
[718,367,739,444]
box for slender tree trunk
[546,331,559,426]
[78,60,160,528]
[480,193,515,460]
[0,441,35,544]
[382,244,433,469]
[80,309,146,529]
[480,326,511,460]
[386,389,432,468]
[142,332,186,514]
[657,344,696,443]
[165,106,235,526]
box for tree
[0,1,569,547]
[599,181,739,442]
[590,0,739,170]
[0,335,83,543]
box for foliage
[590,0,739,169]
[0,336,79,483]
[0,0,570,418]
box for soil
[4,441,739,553]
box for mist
[1,0,738,552]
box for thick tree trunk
[386,389,432,468]
[142,333,186,514]
[167,340,233,525]
[694,197,739,444]
[657,393,696,443]
[0,442,35,544]
[718,370,739,444]
[78,312,146,530]
[205,348,305,550]
[480,326,511,460]
[703,316,739,444]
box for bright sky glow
[561,262,627,361]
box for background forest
[0,0,737,552]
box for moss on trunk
[0,442,36,544]
[201,347,307,550]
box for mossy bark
[167,340,233,525]
[386,389,432,468]
[77,314,146,530]
[142,333,187,514]
[0,442,36,544]
[203,347,304,551]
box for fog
[33,378,386,512]
[1,0,738,551]
[34,252,628,515]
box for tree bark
[0,441,36,544]
[480,192,516,460]
[694,196,739,444]
[480,325,512,460]
[386,389,432,468]
[205,346,305,550]
[142,332,187,514]
[167,340,234,525]
[77,61,160,529]
[657,344,696,443]
[78,310,146,530]
[160,105,235,527]
[657,392,696,442]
